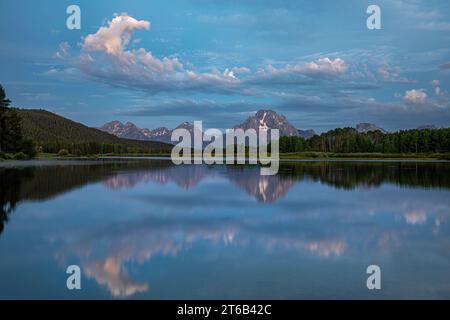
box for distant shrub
[57,149,69,156]
[13,152,28,160]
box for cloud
[403,89,427,104]
[52,14,353,96]
[258,57,347,78]
[417,22,450,31]
[82,15,150,55]
[304,58,348,76]
[56,14,249,95]
[378,63,413,83]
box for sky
[1,0,450,132]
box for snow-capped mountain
[99,109,316,144]
[141,127,170,139]
[233,110,300,137]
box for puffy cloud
[403,89,427,104]
[57,14,248,95]
[51,13,376,104]
[54,14,350,96]
[82,14,150,55]
[304,57,348,76]
[378,64,412,83]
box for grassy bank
[35,152,171,160]
[0,151,33,160]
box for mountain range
[101,110,437,144]
[99,109,317,144]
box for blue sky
[1,0,450,132]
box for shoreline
[38,151,450,161]
[1,154,450,168]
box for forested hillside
[17,109,172,155]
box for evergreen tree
[0,85,25,153]
[0,85,12,152]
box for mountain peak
[356,123,387,134]
[176,121,193,128]
[99,120,147,140]
[235,109,299,136]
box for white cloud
[403,89,427,104]
[82,14,150,55]
[53,14,351,95]
[304,57,348,76]
[257,57,347,79]
[58,14,248,94]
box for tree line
[278,127,450,154]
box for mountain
[356,123,387,134]
[17,109,172,153]
[142,127,170,139]
[99,121,148,140]
[417,124,438,130]
[99,109,316,144]
[233,109,299,137]
[297,129,316,139]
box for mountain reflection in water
[0,159,450,299]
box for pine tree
[0,85,24,152]
[0,85,12,152]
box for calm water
[1,159,450,299]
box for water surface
[1,159,449,299]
